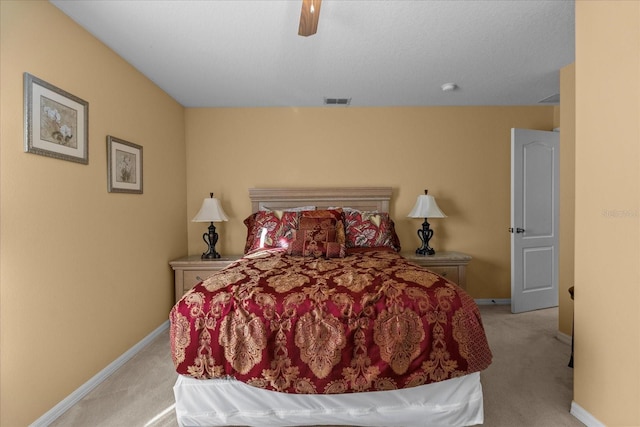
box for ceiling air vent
[538,93,560,104]
[324,97,351,106]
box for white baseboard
[474,298,511,305]
[571,401,606,427]
[30,320,170,427]
[556,330,572,345]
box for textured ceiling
[50,0,575,108]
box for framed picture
[24,72,89,164]
[107,136,143,194]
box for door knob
[508,227,526,233]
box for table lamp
[192,193,229,259]
[408,189,447,255]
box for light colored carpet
[479,306,582,427]
[50,305,584,427]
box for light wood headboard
[249,187,392,213]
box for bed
[170,187,492,427]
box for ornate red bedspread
[170,249,492,394]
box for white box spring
[174,372,483,427]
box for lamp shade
[408,194,447,219]
[192,196,229,222]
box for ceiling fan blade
[298,0,322,37]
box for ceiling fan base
[298,0,322,37]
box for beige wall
[559,63,576,337]
[185,106,556,300]
[574,1,640,426]
[0,2,187,425]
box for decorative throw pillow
[343,210,401,251]
[288,217,345,258]
[300,209,346,245]
[243,210,300,253]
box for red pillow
[300,209,346,245]
[343,210,401,251]
[243,210,300,253]
[288,217,345,258]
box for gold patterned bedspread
[170,249,492,394]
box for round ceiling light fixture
[441,83,458,92]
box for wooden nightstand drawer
[170,255,242,303]
[401,251,471,289]
[183,270,217,291]
[427,266,459,284]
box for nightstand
[402,251,472,289]
[170,254,242,303]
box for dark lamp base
[415,247,436,256]
[201,251,221,259]
[415,218,436,256]
[201,222,221,259]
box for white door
[510,128,559,313]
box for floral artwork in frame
[107,136,143,194]
[24,72,89,164]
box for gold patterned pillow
[300,209,346,245]
[288,217,345,258]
